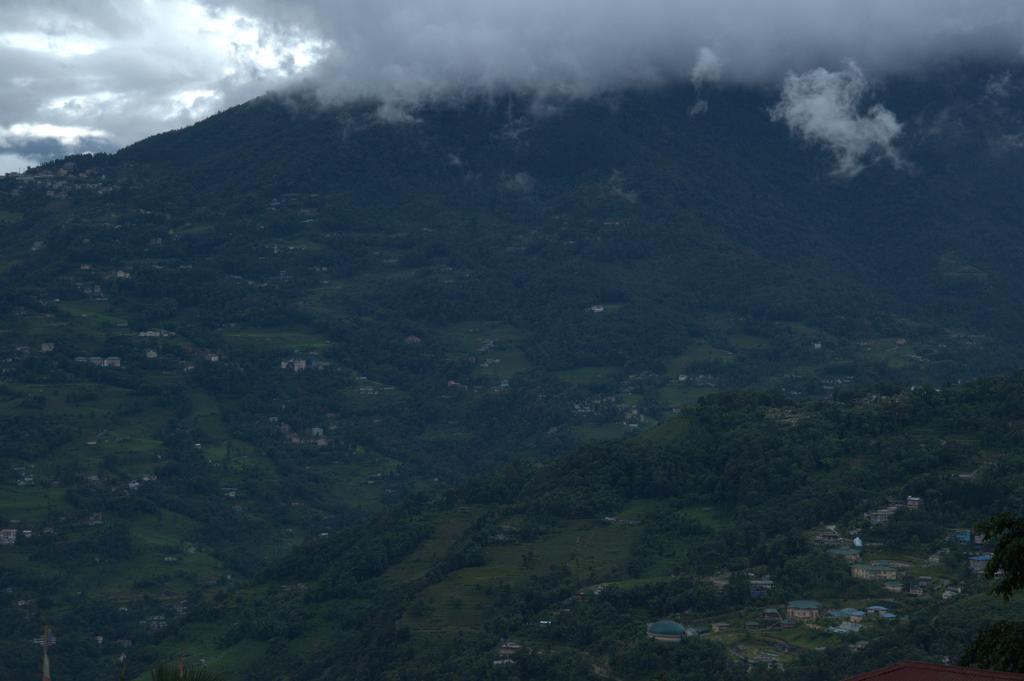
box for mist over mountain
[207,0,1024,99]
[6,0,1024,166]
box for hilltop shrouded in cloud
[207,0,1024,103]
[2,0,1024,170]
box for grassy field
[396,507,646,635]
[0,486,68,523]
[665,341,736,374]
[389,499,725,637]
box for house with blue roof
[828,608,866,622]
[953,529,972,544]
[970,554,993,575]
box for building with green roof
[786,600,822,622]
[646,620,686,642]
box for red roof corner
[845,662,1024,680]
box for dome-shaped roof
[647,620,685,635]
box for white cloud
[687,46,721,115]
[607,170,638,203]
[501,172,536,194]
[0,32,109,57]
[691,46,722,89]
[3,0,1024,165]
[997,133,1024,150]
[374,101,420,124]
[45,92,125,117]
[1,123,108,146]
[0,0,326,163]
[769,63,903,178]
[689,99,709,116]
[203,0,1024,107]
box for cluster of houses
[634,499,999,666]
[126,474,158,492]
[814,526,850,546]
[74,355,122,368]
[749,575,775,599]
[863,495,923,525]
[280,355,329,372]
[12,465,35,487]
[571,395,618,416]
[1,525,62,545]
[75,281,106,300]
[836,545,979,595]
[647,599,901,644]
[749,601,900,634]
[6,163,115,198]
[746,607,792,630]
[677,373,718,387]
[11,343,163,370]
[825,605,899,635]
[9,342,56,355]
[275,421,330,447]
[950,527,992,547]
[4,327,188,373]
[144,615,167,631]
[622,405,646,429]
[492,640,525,666]
[3,503,108,549]
[815,506,998,600]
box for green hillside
[3,67,1024,678]
[140,374,1024,680]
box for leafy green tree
[961,621,1024,673]
[977,513,1024,599]
[960,513,1024,672]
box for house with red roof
[844,662,1024,680]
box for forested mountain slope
[142,374,1024,680]
[2,61,1024,678]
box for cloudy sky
[3,0,1024,174]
